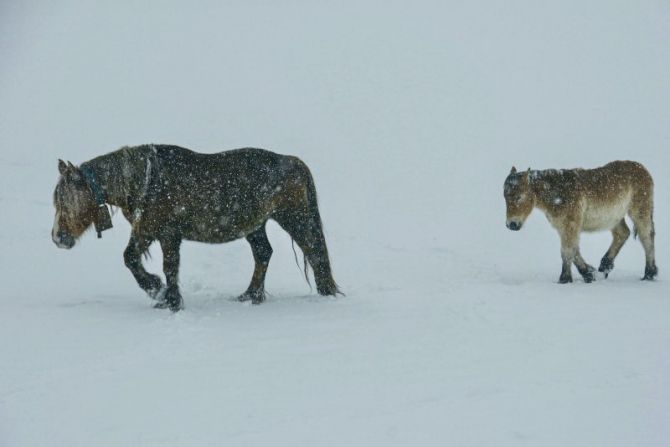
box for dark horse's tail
[276,157,341,296]
[303,168,341,296]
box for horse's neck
[528,170,555,210]
[530,169,576,211]
[83,148,150,208]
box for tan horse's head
[52,160,97,249]
[504,166,534,231]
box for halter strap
[132,149,155,224]
[81,166,105,206]
[81,165,113,238]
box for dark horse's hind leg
[239,224,273,305]
[124,232,164,299]
[274,208,340,296]
[153,235,183,311]
[598,219,630,278]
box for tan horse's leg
[627,181,657,280]
[573,250,596,283]
[558,224,580,284]
[629,207,657,280]
[598,219,630,277]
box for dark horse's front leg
[124,232,164,299]
[154,235,183,311]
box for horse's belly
[177,209,268,243]
[184,232,239,244]
[178,222,235,243]
[582,202,629,232]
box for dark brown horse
[52,145,341,311]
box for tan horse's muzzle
[506,219,523,231]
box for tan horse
[504,161,657,283]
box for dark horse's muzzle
[53,231,75,249]
[507,221,522,231]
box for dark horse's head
[504,166,534,231]
[52,160,98,249]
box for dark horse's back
[146,145,307,242]
[144,145,339,295]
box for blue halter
[81,166,105,206]
[81,165,113,238]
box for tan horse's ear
[510,166,517,174]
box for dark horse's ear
[59,160,81,181]
[510,166,517,174]
[69,161,82,181]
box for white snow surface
[1,1,670,446]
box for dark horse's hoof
[598,256,614,278]
[147,286,166,303]
[153,288,183,312]
[642,265,658,281]
[153,300,183,312]
[142,274,165,299]
[238,290,265,305]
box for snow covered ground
[1,1,669,446]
